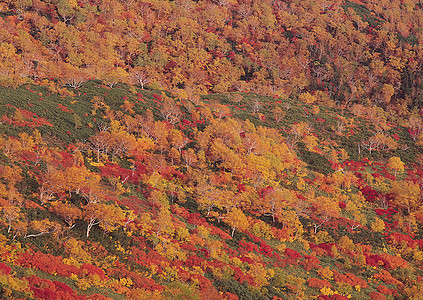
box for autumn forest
[1,0,423,299]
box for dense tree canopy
[2,0,423,299]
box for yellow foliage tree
[387,156,404,176]
[390,180,421,232]
[224,208,249,237]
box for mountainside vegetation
[1,81,423,299]
[1,0,423,112]
[2,0,423,299]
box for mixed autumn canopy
[1,0,423,299]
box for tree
[361,133,398,153]
[56,0,77,23]
[89,127,111,163]
[273,106,285,124]
[182,148,198,169]
[50,202,82,229]
[130,68,149,89]
[1,205,20,234]
[408,115,423,142]
[63,165,96,197]
[390,180,421,232]
[101,67,128,88]
[209,101,231,120]
[98,204,126,234]
[379,83,395,106]
[288,122,312,149]
[60,63,89,89]
[196,179,221,217]
[261,187,296,223]
[152,206,174,239]
[0,165,24,206]
[38,166,65,204]
[303,134,318,152]
[83,203,103,238]
[387,156,404,176]
[224,208,249,237]
[309,196,341,233]
[168,129,188,154]
[345,201,367,230]
[160,95,182,124]
[25,219,62,238]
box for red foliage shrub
[245,232,263,244]
[188,273,222,299]
[369,292,387,300]
[81,263,108,281]
[301,255,320,271]
[180,244,197,252]
[388,232,414,247]
[237,246,247,256]
[233,269,255,286]
[312,247,329,257]
[185,254,203,268]
[384,173,396,181]
[343,160,365,171]
[117,195,144,213]
[17,251,80,277]
[200,248,210,258]
[259,241,274,257]
[130,246,148,265]
[272,227,290,241]
[31,287,58,300]
[199,280,223,299]
[217,239,234,253]
[171,205,190,219]
[57,151,75,167]
[331,295,350,300]
[307,277,333,289]
[4,104,53,127]
[27,276,84,300]
[58,103,73,113]
[377,285,392,295]
[222,292,238,300]
[239,255,255,265]
[53,281,74,295]
[99,163,141,184]
[152,93,162,101]
[210,227,232,239]
[107,266,163,292]
[0,262,11,275]
[360,185,378,202]
[160,167,185,181]
[374,208,397,218]
[186,213,207,226]
[87,294,113,300]
[362,158,371,164]
[239,240,259,253]
[284,248,302,260]
[310,243,334,257]
[141,249,167,266]
[332,270,367,289]
[379,253,409,270]
[373,270,402,285]
[365,253,391,269]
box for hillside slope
[1,0,423,112]
[1,82,423,299]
